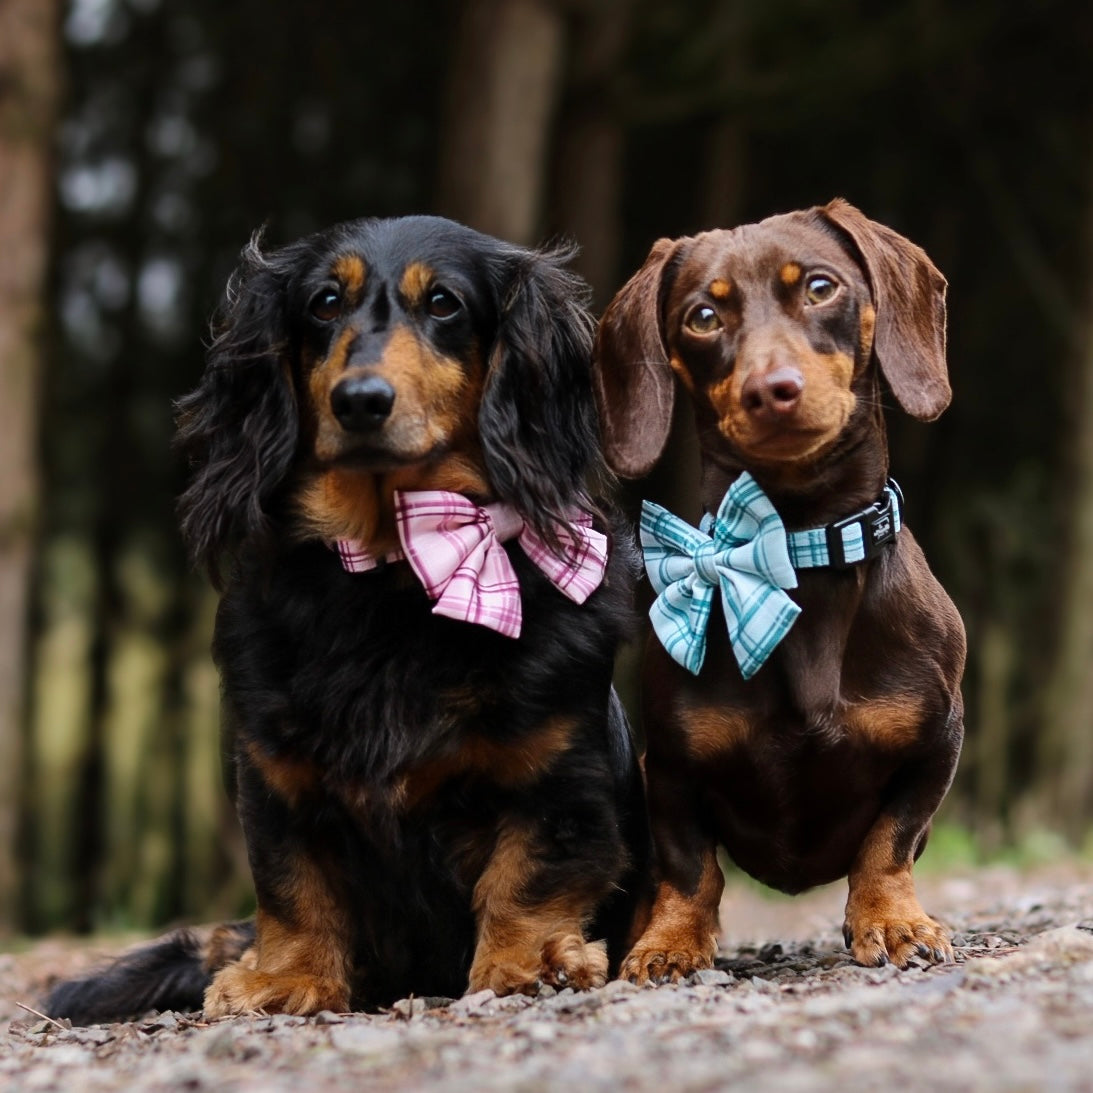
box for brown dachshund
[593,199,966,980]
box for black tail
[45,921,254,1026]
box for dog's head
[177,217,600,581]
[593,199,948,479]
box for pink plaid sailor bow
[335,490,609,638]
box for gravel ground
[3,865,1092,1092]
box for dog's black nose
[741,366,804,420]
[331,375,396,431]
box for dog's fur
[47,216,649,1023]
[593,199,966,980]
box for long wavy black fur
[51,217,647,1024]
[176,223,608,580]
[478,240,604,551]
[175,232,303,587]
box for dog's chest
[217,545,612,797]
[675,563,934,763]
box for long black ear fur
[480,244,603,548]
[175,234,300,586]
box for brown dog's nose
[741,366,804,420]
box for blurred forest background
[1,0,1092,937]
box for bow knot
[692,538,723,586]
[337,491,608,639]
[641,472,800,678]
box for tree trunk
[0,0,60,934]
[435,0,566,245]
[1041,132,1093,841]
[550,0,630,306]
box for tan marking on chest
[294,453,492,553]
[680,706,753,761]
[393,715,578,812]
[295,468,386,547]
[246,740,320,809]
[842,696,924,749]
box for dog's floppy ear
[175,233,300,585]
[821,198,950,421]
[592,237,679,478]
[480,243,599,545]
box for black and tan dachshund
[47,216,649,1023]
[593,200,966,981]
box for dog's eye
[426,287,462,320]
[684,305,722,335]
[309,288,343,323]
[804,274,839,305]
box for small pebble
[448,989,496,1015]
[203,1026,240,1059]
[691,969,732,987]
[602,978,640,997]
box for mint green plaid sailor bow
[640,472,801,678]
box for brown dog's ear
[821,198,950,421]
[592,237,679,478]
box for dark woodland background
[1,0,1092,937]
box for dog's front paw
[204,961,350,1017]
[843,903,953,968]
[467,947,542,996]
[468,934,609,996]
[619,935,716,985]
[539,933,608,990]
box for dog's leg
[619,757,723,983]
[203,858,352,1017]
[204,758,352,1017]
[843,710,963,968]
[467,818,613,996]
[619,847,723,983]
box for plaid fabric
[335,491,608,639]
[516,512,609,606]
[785,481,903,568]
[786,524,864,567]
[642,472,801,678]
[335,541,404,572]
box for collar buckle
[823,478,903,569]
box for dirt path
[3,865,1092,1092]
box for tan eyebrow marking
[399,262,434,307]
[779,262,802,286]
[709,279,732,300]
[332,255,366,300]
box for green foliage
[917,823,1093,873]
